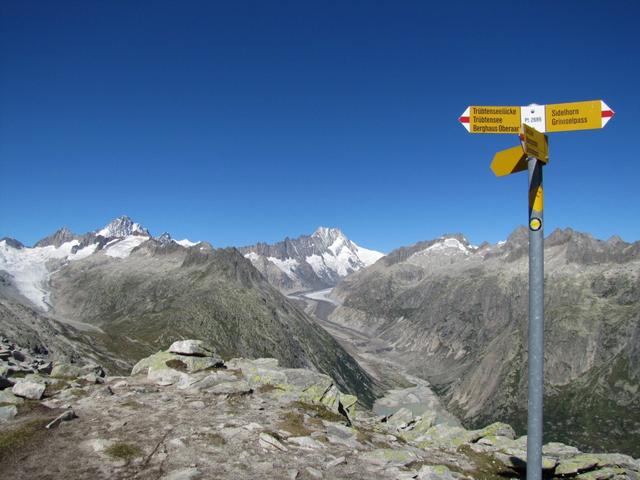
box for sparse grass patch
[202,433,226,446]
[105,442,143,461]
[256,383,276,394]
[0,419,50,462]
[456,443,518,480]
[44,379,71,397]
[119,399,143,409]
[69,388,87,398]
[278,410,312,437]
[293,401,345,423]
[16,400,52,416]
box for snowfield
[0,239,95,310]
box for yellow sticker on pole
[529,184,544,213]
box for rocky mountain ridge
[0,217,380,407]
[240,227,384,293]
[330,227,640,456]
[2,339,638,479]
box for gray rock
[46,409,77,429]
[359,448,419,467]
[473,422,516,441]
[543,442,581,458]
[207,380,252,395]
[258,432,288,451]
[12,379,46,400]
[11,350,26,362]
[287,436,325,450]
[416,465,462,480]
[37,362,53,374]
[160,467,201,480]
[191,371,239,390]
[0,405,18,421]
[0,375,14,389]
[51,363,83,378]
[555,455,600,475]
[169,340,217,357]
[493,449,558,471]
[305,466,323,479]
[0,389,23,405]
[385,407,415,430]
[326,456,346,468]
[93,386,114,397]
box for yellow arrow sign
[545,100,613,133]
[491,145,527,177]
[459,106,521,134]
[520,124,549,163]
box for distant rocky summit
[2,339,638,479]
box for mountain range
[329,228,640,456]
[0,216,379,405]
[2,216,639,456]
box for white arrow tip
[601,100,615,127]
[459,107,470,131]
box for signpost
[460,100,614,480]
[459,100,614,133]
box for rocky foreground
[1,339,639,480]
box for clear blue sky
[1,1,638,252]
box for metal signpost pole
[460,99,614,480]
[527,156,544,480]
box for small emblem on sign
[529,218,542,231]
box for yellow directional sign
[459,106,521,134]
[461,100,614,134]
[545,100,611,133]
[490,145,527,177]
[520,125,548,163]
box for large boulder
[51,363,84,378]
[12,379,46,400]
[169,340,217,357]
[132,350,223,378]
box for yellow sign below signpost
[520,125,548,163]
[545,100,603,133]
[490,145,527,177]
[459,106,521,134]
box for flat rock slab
[360,448,419,467]
[169,340,217,357]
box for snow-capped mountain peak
[97,216,150,238]
[312,226,345,245]
[240,227,384,293]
